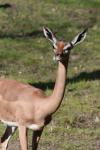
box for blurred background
[0,0,100,149]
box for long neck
[45,54,70,115]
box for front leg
[0,126,17,150]
[18,125,28,150]
[32,128,44,150]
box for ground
[0,0,100,149]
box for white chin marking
[56,56,61,61]
[53,55,61,61]
[53,56,60,61]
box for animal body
[0,27,87,150]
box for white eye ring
[64,50,68,54]
[63,43,71,50]
[53,43,57,49]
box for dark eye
[67,46,71,50]
[52,45,55,49]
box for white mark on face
[53,43,57,49]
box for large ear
[71,28,88,46]
[43,27,57,44]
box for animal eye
[67,46,71,50]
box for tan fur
[0,39,70,150]
[0,26,87,149]
[0,79,46,127]
[0,56,70,150]
[0,55,70,150]
[55,41,65,54]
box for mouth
[53,55,61,61]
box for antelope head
[43,27,88,61]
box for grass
[0,0,100,149]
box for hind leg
[0,126,17,150]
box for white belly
[1,120,40,130]
[1,120,18,127]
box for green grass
[0,0,100,149]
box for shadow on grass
[0,30,43,39]
[0,3,12,9]
[68,69,100,83]
[31,81,54,91]
[30,70,100,90]
[0,4,43,39]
